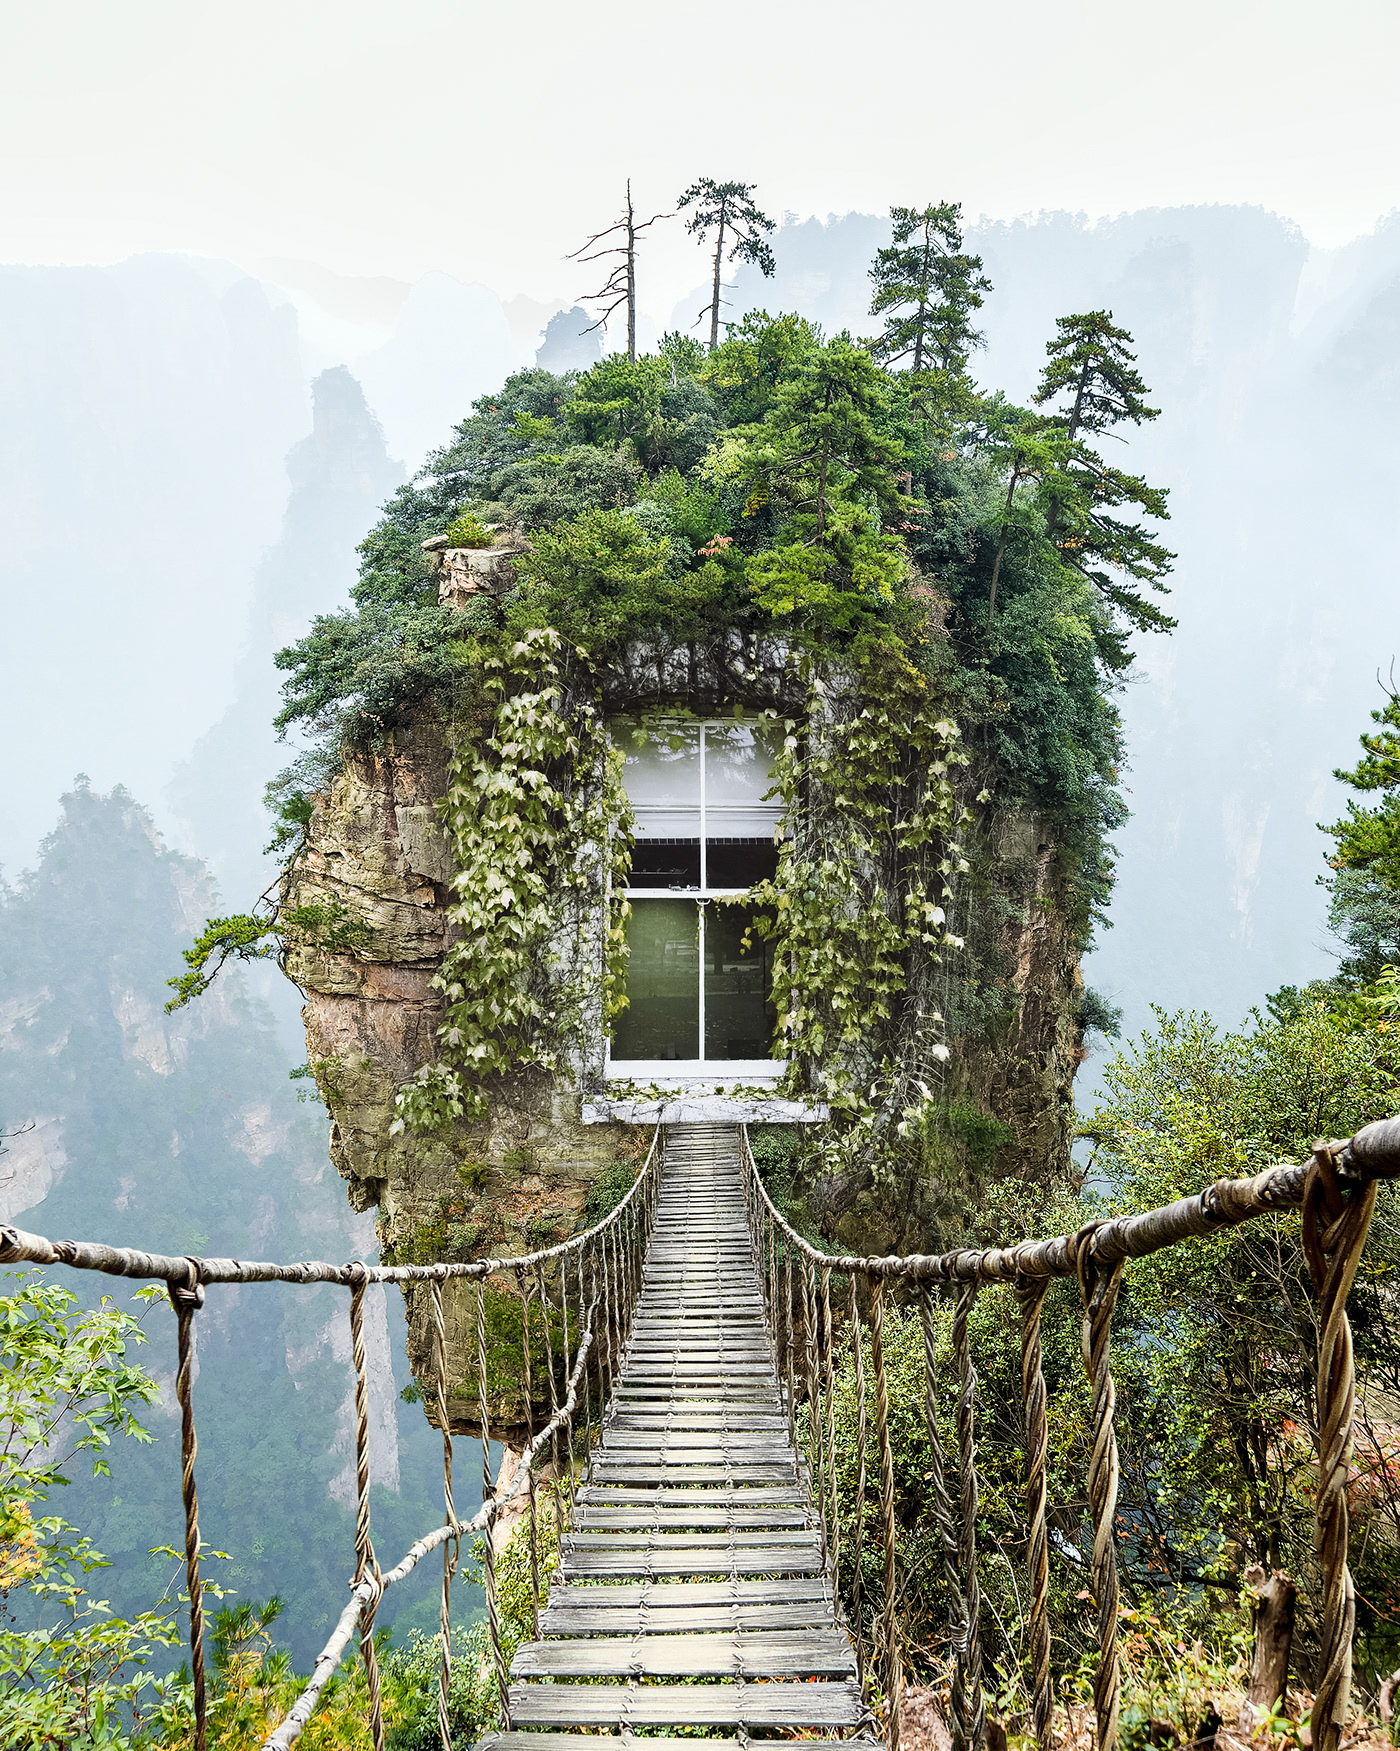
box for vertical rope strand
[1076,1237,1125,1751]
[429,1280,456,1751]
[168,1264,207,1751]
[477,1279,510,1729]
[951,1279,984,1751]
[917,1285,965,1665]
[851,1288,869,1693]
[516,1271,540,1639]
[348,1273,385,1751]
[1303,1148,1381,1751]
[869,1277,903,1751]
[1017,1276,1052,1751]
[821,1265,841,1589]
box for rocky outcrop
[280,715,634,1432]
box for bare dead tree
[567,180,672,363]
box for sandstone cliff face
[280,715,632,1429]
[283,709,1086,1414]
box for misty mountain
[721,206,1400,1056]
[167,366,404,920]
[0,780,477,1663]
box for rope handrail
[737,1117,1400,1751]
[0,1109,666,1290]
[1,1119,665,1751]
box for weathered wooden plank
[557,1546,823,1577]
[479,1736,875,1750]
[563,1529,819,1550]
[538,1600,836,1635]
[506,1679,865,1728]
[571,1506,810,1529]
[510,1629,856,1678]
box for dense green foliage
[817,995,1400,1721]
[263,221,1172,1146]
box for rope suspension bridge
[4,1115,1399,1751]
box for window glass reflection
[704,906,775,1060]
[611,901,700,1061]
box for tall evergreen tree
[1030,310,1176,639]
[568,180,672,363]
[677,178,776,350]
[869,202,991,379]
[1323,689,1400,894]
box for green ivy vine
[753,651,971,1186]
[391,626,632,1135]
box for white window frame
[605,720,786,1084]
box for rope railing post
[1017,1275,1053,1751]
[348,1268,386,1751]
[1075,1232,1125,1751]
[950,1279,984,1751]
[476,1278,510,1730]
[167,1260,207,1751]
[917,1285,964,1669]
[429,1280,456,1751]
[1304,1141,1382,1751]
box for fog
[3,206,1398,1056]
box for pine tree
[1030,310,1176,639]
[868,202,991,378]
[677,178,776,349]
[567,180,672,363]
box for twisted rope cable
[476,1278,510,1729]
[348,1272,386,1751]
[917,1285,964,1661]
[168,1261,207,1751]
[429,1280,456,1751]
[870,1277,904,1751]
[1303,1143,1381,1751]
[1017,1275,1052,1751]
[950,1280,984,1751]
[1075,1232,1125,1751]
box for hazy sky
[4,0,1397,314]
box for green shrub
[443,510,493,548]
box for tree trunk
[626,181,636,362]
[709,215,727,350]
[1244,1565,1297,1716]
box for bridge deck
[481,1123,874,1745]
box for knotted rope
[1073,1227,1125,1751]
[348,1267,385,1751]
[428,1280,456,1751]
[1303,1141,1381,1751]
[167,1259,206,1751]
[1017,1275,1053,1751]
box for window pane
[620,722,701,839]
[705,839,778,889]
[612,900,699,1061]
[704,721,782,839]
[704,906,775,1060]
[625,839,701,890]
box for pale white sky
[3,0,1397,312]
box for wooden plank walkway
[480,1123,874,1747]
